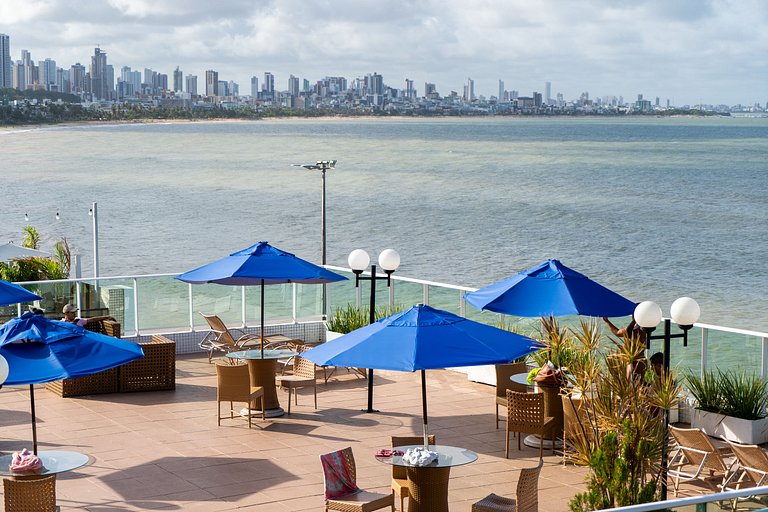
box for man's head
[650,352,664,375]
[62,303,78,320]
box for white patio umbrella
[0,243,49,262]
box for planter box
[691,408,768,445]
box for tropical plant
[326,303,406,334]
[567,322,683,511]
[687,369,768,420]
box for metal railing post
[423,283,429,305]
[389,279,395,310]
[292,283,298,323]
[762,336,768,380]
[241,287,247,327]
[700,328,708,379]
[75,281,82,311]
[459,290,466,317]
[132,278,139,336]
[188,283,194,331]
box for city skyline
[1,0,766,106]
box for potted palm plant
[687,369,768,444]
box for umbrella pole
[421,370,429,448]
[260,279,265,359]
[30,384,38,455]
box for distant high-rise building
[228,80,238,96]
[655,96,660,107]
[263,71,274,99]
[205,70,218,96]
[173,67,183,92]
[302,78,310,93]
[405,78,414,101]
[464,77,474,101]
[498,80,504,101]
[20,49,34,90]
[288,75,300,97]
[89,47,112,100]
[12,61,25,90]
[38,58,56,90]
[250,76,259,97]
[0,33,11,89]
[533,92,542,108]
[69,63,86,94]
[545,82,551,105]
[218,80,228,97]
[186,75,197,96]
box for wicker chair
[3,475,59,512]
[215,363,265,428]
[505,390,556,459]
[728,440,768,489]
[495,362,529,430]
[390,434,436,511]
[275,355,317,414]
[199,312,261,362]
[321,447,395,512]
[668,426,738,496]
[471,459,543,512]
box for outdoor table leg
[246,359,284,417]
[406,466,451,512]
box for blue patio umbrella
[465,259,635,318]
[0,279,41,307]
[0,312,145,453]
[177,241,346,357]
[303,304,542,440]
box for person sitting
[649,352,664,380]
[61,303,115,327]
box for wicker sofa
[46,321,176,398]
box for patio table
[226,348,297,417]
[0,450,90,479]
[376,444,477,512]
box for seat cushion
[327,490,394,510]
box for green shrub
[686,369,768,420]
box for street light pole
[89,202,99,278]
[634,297,701,502]
[293,160,336,317]
[348,249,401,413]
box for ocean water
[1,116,766,332]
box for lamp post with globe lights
[348,248,401,413]
[634,297,701,500]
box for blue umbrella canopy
[0,312,145,385]
[0,280,41,307]
[0,312,144,453]
[465,259,635,318]
[176,241,347,286]
[304,304,542,371]
[177,241,346,358]
[303,304,542,441]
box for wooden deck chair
[390,434,436,512]
[668,426,738,496]
[505,390,556,459]
[727,441,768,493]
[199,312,261,362]
[320,447,394,512]
[495,362,529,430]
[472,459,544,512]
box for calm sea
[1,117,766,332]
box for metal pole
[91,202,99,278]
[30,384,38,455]
[366,265,377,412]
[321,165,327,318]
[661,318,671,501]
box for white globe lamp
[378,249,401,272]
[670,297,700,327]
[634,301,662,329]
[348,249,370,272]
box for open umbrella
[0,279,42,307]
[465,259,635,318]
[0,312,145,453]
[302,304,542,442]
[176,241,346,357]
[0,243,49,262]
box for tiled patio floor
[0,355,745,511]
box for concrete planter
[691,409,768,445]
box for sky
[1,0,765,106]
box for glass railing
[6,269,767,377]
[593,485,768,511]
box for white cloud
[1,0,765,105]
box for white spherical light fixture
[670,297,700,327]
[0,354,9,385]
[347,249,370,271]
[378,249,401,272]
[634,301,663,329]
